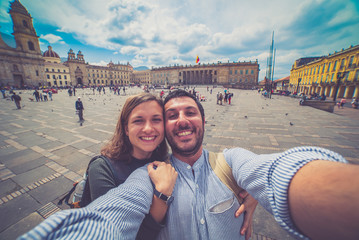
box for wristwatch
[153,188,174,205]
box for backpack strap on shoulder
[208,151,244,204]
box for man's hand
[234,190,258,240]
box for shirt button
[200,218,205,225]
[187,166,191,170]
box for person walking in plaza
[75,97,84,121]
[33,89,40,102]
[228,91,233,105]
[48,91,53,101]
[11,92,21,109]
[73,87,76,96]
[43,92,48,101]
[1,88,6,98]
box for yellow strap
[208,152,244,204]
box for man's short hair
[164,89,205,122]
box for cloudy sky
[1,0,358,80]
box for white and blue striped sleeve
[224,146,347,239]
[18,166,154,240]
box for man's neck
[172,147,203,166]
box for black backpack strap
[78,155,105,208]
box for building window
[54,81,57,85]
[245,70,248,74]
[65,81,68,85]
[333,60,337,71]
[251,70,254,74]
[47,75,50,79]
[354,70,359,81]
[59,81,63,85]
[64,76,67,79]
[46,68,49,72]
[235,70,237,74]
[63,70,66,73]
[340,58,345,69]
[22,20,28,28]
[331,73,334,82]
[348,56,354,68]
[229,70,232,75]
[59,75,61,79]
[36,70,39,76]
[325,75,328,82]
[322,64,325,74]
[28,41,35,51]
[52,75,56,79]
[327,62,331,72]
[52,69,54,72]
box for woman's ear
[125,125,129,136]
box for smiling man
[19,90,359,240]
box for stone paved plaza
[0,86,358,240]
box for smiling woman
[87,92,177,240]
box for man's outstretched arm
[289,160,359,240]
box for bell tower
[8,0,41,54]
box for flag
[196,56,200,63]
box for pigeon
[285,113,288,116]
[290,122,294,126]
[244,116,248,118]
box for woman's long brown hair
[101,93,168,162]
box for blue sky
[1,0,358,80]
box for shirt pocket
[208,195,236,213]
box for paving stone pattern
[0,86,358,239]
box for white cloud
[89,60,108,66]
[40,34,65,44]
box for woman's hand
[148,161,178,196]
[235,190,258,240]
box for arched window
[28,41,35,51]
[22,20,28,28]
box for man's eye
[167,114,177,119]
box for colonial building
[43,46,70,86]
[289,44,359,99]
[150,61,259,89]
[132,70,151,85]
[0,0,46,88]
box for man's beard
[166,126,204,157]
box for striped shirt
[19,146,347,240]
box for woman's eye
[153,118,162,123]
[133,119,143,123]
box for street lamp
[333,72,344,102]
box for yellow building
[290,44,359,99]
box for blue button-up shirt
[19,147,347,240]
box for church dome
[43,46,60,58]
